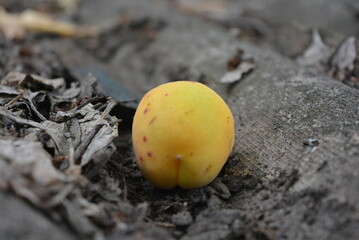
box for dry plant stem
[3,89,25,108]
[101,98,118,118]
[149,220,176,229]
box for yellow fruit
[132,81,234,189]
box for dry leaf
[0,70,122,239]
[220,61,255,83]
[297,30,331,66]
[0,7,98,39]
[219,49,255,84]
[2,71,66,91]
[328,36,357,81]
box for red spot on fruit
[205,165,212,174]
[144,108,148,114]
[139,156,144,162]
[147,151,153,157]
[165,93,169,96]
[143,136,147,142]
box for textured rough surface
[0,192,75,240]
[1,0,358,239]
[68,0,359,239]
[56,0,359,239]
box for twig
[144,218,176,228]
[3,89,25,108]
[122,175,128,202]
[101,97,118,118]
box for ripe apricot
[132,81,234,189]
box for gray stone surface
[71,0,359,239]
[40,0,359,239]
[171,211,193,227]
[0,192,75,240]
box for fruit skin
[132,81,235,189]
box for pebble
[171,211,193,227]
